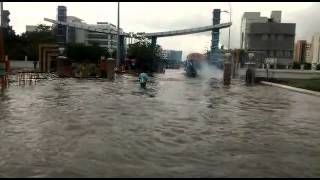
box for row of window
[87,40,117,46]
[261,34,286,41]
[267,50,293,57]
[87,33,117,40]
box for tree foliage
[303,63,312,70]
[292,62,301,69]
[3,24,55,60]
[127,38,163,72]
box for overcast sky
[3,2,318,59]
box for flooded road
[0,69,320,177]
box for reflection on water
[0,69,320,178]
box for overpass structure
[44,17,231,38]
[137,23,231,38]
[44,8,231,65]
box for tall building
[161,50,182,69]
[294,40,307,63]
[240,12,268,49]
[55,6,124,51]
[242,11,296,68]
[240,11,281,50]
[311,33,320,65]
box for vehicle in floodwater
[184,53,204,77]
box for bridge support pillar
[211,9,221,64]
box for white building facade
[305,43,313,64]
[311,33,320,66]
[65,16,124,51]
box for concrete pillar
[300,64,305,70]
[107,59,116,80]
[245,64,256,85]
[211,9,221,63]
[224,53,232,85]
[224,63,231,85]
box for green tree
[21,24,55,60]
[303,62,312,70]
[292,62,301,69]
[127,39,163,72]
[3,23,55,61]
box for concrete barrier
[239,68,320,79]
[261,81,320,97]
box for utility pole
[0,2,7,89]
[0,1,4,63]
[228,2,232,50]
[116,2,120,67]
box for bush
[292,62,300,69]
[303,63,312,70]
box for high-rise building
[311,33,320,65]
[241,11,296,68]
[294,40,307,63]
[240,11,282,50]
[240,12,268,49]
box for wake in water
[197,61,223,80]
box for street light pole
[228,2,231,50]
[116,2,120,67]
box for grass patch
[267,78,320,92]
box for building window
[270,34,275,40]
[277,34,284,40]
[262,34,268,40]
[268,50,274,57]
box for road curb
[260,81,320,97]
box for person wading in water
[139,72,149,88]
